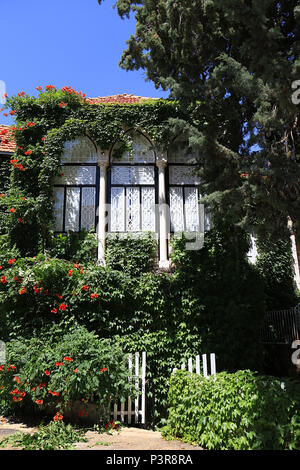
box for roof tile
[86,93,157,104]
[0,124,15,153]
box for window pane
[169,187,184,232]
[169,166,200,185]
[111,133,155,164]
[61,138,97,164]
[184,187,199,231]
[65,188,80,232]
[111,166,155,185]
[81,187,96,231]
[168,136,199,164]
[110,187,125,232]
[141,187,156,231]
[53,187,64,232]
[54,166,96,185]
[126,187,140,232]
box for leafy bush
[0,326,133,417]
[0,255,138,340]
[105,233,157,276]
[47,230,98,263]
[0,234,20,268]
[163,370,300,450]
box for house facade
[1,94,300,286]
[51,110,206,268]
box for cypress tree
[98,0,300,239]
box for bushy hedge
[0,326,132,418]
[163,370,300,450]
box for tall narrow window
[167,136,203,233]
[53,137,98,233]
[109,132,157,233]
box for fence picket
[135,352,139,424]
[112,350,215,426]
[210,353,216,375]
[141,351,146,425]
[128,353,132,424]
[113,403,118,422]
[202,354,208,377]
[261,304,300,344]
[111,351,146,425]
[173,352,216,379]
[195,355,200,375]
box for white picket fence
[173,353,217,377]
[110,351,216,426]
[111,351,146,425]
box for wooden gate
[111,351,146,425]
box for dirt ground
[0,415,202,451]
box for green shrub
[47,230,98,263]
[0,255,138,340]
[0,234,20,268]
[105,233,157,276]
[163,370,300,450]
[0,326,133,417]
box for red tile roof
[0,94,159,153]
[0,124,15,154]
[86,93,157,105]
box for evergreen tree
[98,0,300,239]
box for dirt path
[0,416,202,451]
[74,427,201,451]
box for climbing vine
[0,86,194,256]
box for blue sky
[1,0,169,125]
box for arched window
[167,135,203,233]
[53,137,98,233]
[109,131,157,233]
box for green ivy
[0,156,10,193]
[0,86,189,256]
[163,370,300,450]
[105,233,157,276]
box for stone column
[156,154,170,269]
[97,150,109,265]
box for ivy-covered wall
[0,156,11,194]
[0,85,298,425]
[0,86,198,257]
[0,221,267,424]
